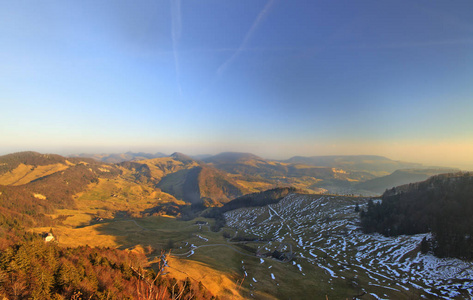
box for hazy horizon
[1,145,472,171]
[2,1,473,171]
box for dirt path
[131,219,149,230]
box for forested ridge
[360,172,473,259]
[0,162,120,230]
[0,208,215,299]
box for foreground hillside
[0,236,213,300]
[63,192,472,299]
[222,194,473,299]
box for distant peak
[170,152,194,162]
[205,152,262,163]
[154,152,168,157]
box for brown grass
[234,180,274,193]
[31,224,121,248]
[135,157,199,181]
[165,255,246,300]
[0,163,69,185]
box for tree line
[0,234,215,300]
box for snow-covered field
[224,194,473,299]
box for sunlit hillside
[1,151,473,299]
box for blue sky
[1,1,473,168]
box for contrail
[171,0,182,95]
[217,0,275,76]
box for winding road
[171,243,256,257]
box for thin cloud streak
[171,0,182,95]
[181,46,303,54]
[217,0,275,76]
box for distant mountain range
[0,150,462,221]
[72,151,213,163]
[71,151,168,163]
[71,151,463,195]
[77,152,422,175]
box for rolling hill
[120,153,200,184]
[203,152,374,193]
[117,153,249,206]
[157,165,248,205]
[67,151,442,196]
[0,152,124,229]
[0,151,97,185]
[203,152,288,179]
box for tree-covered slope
[361,172,473,259]
[0,235,213,300]
[0,152,123,230]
